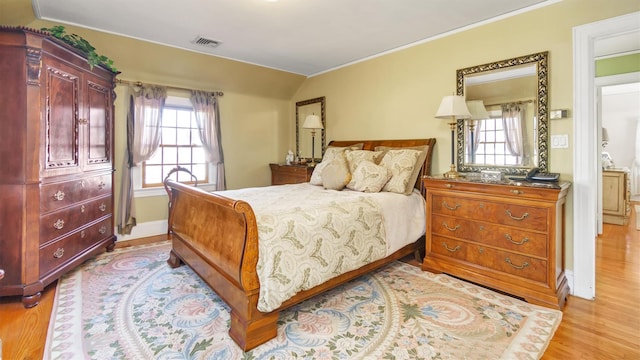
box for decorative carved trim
[26,47,41,85]
[455,51,549,175]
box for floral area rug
[45,241,561,359]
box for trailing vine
[41,25,117,72]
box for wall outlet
[551,134,569,148]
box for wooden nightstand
[269,163,314,185]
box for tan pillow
[347,160,391,193]
[310,144,364,185]
[375,145,429,194]
[378,149,422,194]
[345,150,385,174]
[322,158,351,190]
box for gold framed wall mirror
[456,51,549,175]
[296,96,326,163]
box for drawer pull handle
[505,257,529,270]
[442,201,461,211]
[442,242,461,252]
[81,180,86,188]
[98,181,106,190]
[53,190,65,201]
[510,189,523,195]
[442,223,460,231]
[53,219,65,230]
[98,226,107,234]
[81,205,86,213]
[81,230,86,238]
[0,268,4,280]
[53,248,65,258]
[445,183,453,188]
[505,210,529,221]
[99,203,107,212]
[505,234,529,245]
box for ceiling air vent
[191,35,221,48]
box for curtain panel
[190,90,226,191]
[117,85,167,235]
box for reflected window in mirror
[456,52,548,175]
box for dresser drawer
[431,235,547,283]
[39,217,113,277]
[40,174,112,213]
[431,194,548,231]
[431,214,548,257]
[40,195,112,244]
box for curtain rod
[116,78,223,97]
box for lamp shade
[303,114,323,129]
[602,127,609,142]
[465,100,489,120]
[435,95,471,119]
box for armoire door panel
[43,65,79,171]
[85,80,112,168]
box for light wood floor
[1,212,639,359]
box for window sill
[134,183,217,198]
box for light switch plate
[551,134,569,148]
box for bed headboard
[326,138,436,195]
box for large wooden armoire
[0,26,117,307]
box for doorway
[573,12,640,300]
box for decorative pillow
[321,158,351,190]
[309,144,364,185]
[375,145,429,194]
[379,149,422,194]
[347,160,391,193]
[345,150,385,174]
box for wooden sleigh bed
[164,138,435,350]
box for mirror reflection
[296,97,326,162]
[456,52,549,175]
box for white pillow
[310,146,359,185]
[379,149,422,194]
[345,150,384,174]
[375,145,429,194]
[322,158,351,190]
[347,160,391,193]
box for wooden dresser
[0,27,117,307]
[602,168,631,225]
[422,177,570,309]
[269,163,314,185]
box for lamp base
[443,163,462,179]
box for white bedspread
[217,183,426,312]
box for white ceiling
[32,0,561,76]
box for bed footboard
[165,180,277,350]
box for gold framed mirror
[456,51,548,175]
[296,97,326,163]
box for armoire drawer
[40,174,112,213]
[40,195,112,244]
[431,194,548,231]
[431,235,548,283]
[430,214,548,257]
[39,217,113,277]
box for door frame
[572,11,640,300]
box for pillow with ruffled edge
[375,145,429,194]
[309,143,364,185]
[347,160,392,193]
[321,158,351,190]
[345,150,385,174]
[378,149,422,194]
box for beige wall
[293,0,640,271]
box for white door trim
[572,11,640,300]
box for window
[474,117,519,166]
[133,95,215,196]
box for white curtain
[465,120,483,163]
[190,90,226,190]
[502,103,525,165]
[117,85,167,235]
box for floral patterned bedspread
[217,184,387,312]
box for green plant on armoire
[41,25,117,72]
